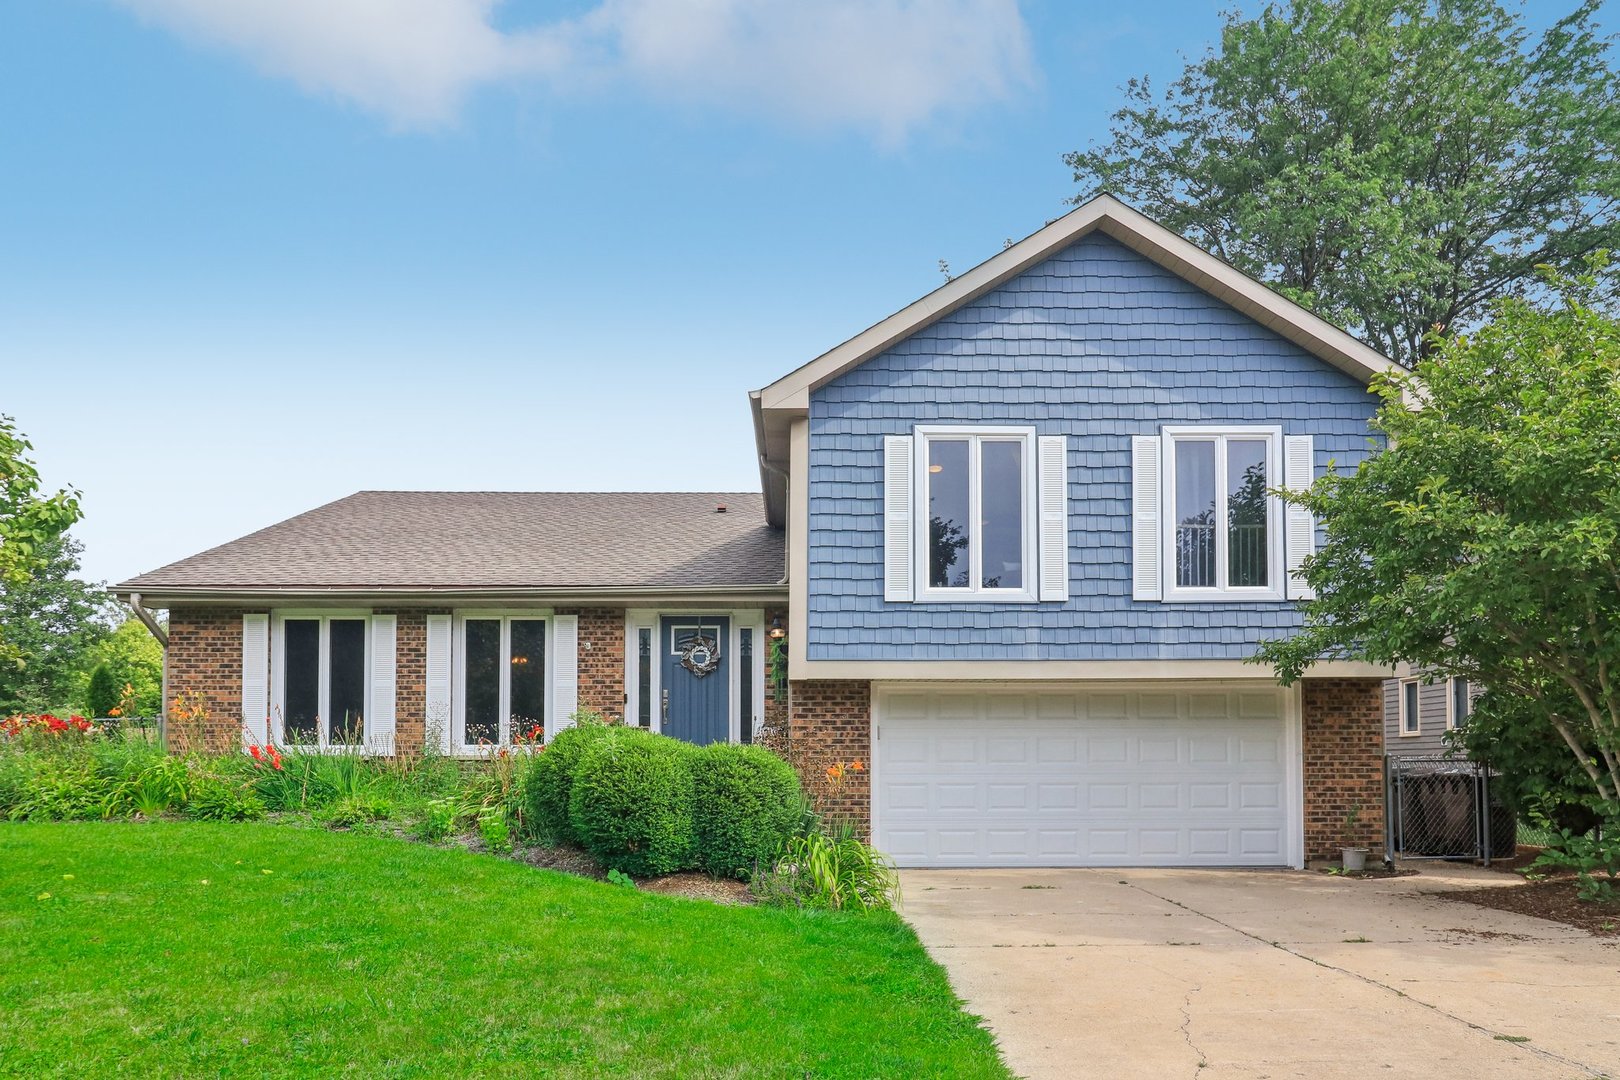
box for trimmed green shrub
[692,744,802,880]
[567,728,696,876]
[518,723,616,844]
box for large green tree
[1,414,80,586]
[1066,0,1620,366]
[1256,265,1620,820]
[0,537,116,716]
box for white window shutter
[1284,435,1317,600]
[552,614,579,732]
[1036,435,1070,601]
[883,435,915,602]
[1131,435,1163,601]
[425,614,452,754]
[241,613,269,748]
[368,615,397,755]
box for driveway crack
[1178,983,1207,1077]
[1123,882,1612,1080]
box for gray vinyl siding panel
[1384,675,1469,757]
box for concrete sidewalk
[901,864,1619,1079]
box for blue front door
[661,616,731,746]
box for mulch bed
[639,873,755,906]
[504,840,757,904]
[1481,845,1547,873]
[1315,865,1419,879]
[1438,878,1620,937]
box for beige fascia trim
[115,585,789,608]
[787,657,1396,682]
[787,416,810,676]
[754,195,1396,411]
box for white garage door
[874,685,1296,868]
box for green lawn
[0,822,1008,1078]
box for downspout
[758,454,790,587]
[126,593,169,750]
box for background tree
[0,537,116,716]
[1066,0,1620,366]
[1256,265,1620,830]
[85,663,122,719]
[78,617,165,719]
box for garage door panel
[1086,736,1128,763]
[986,737,1028,764]
[876,687,1292,868]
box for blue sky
[1,0,1606,589]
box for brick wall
[377,608,445,754]
[1303,678,1386,860]
[165,607,247,753]
[758,605,789,750]
[563,607,626,722]
[786,679,872,831]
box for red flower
[249,744,263,761]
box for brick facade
[785,679,872,831]
[165,608,247,753]
[1302,678,1387,861]
[377,609,444,754]
[758,605,789,749]
[563,607,626,722]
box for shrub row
[518,725,802,880]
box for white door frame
[625,609,766,744]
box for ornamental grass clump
[753,822,900,913]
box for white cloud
[112,0,1034,138]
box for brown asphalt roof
[114,491,785,593]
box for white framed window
[1447,677,1471,730]
[453,613,550,752]
[1160,426,1284,602]
[1400,678,1420,736]
[271,612,371,749]
[913,426,1038,602]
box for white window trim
[912,425,1039,603]
[1400,677,1421,736]
[1160,425,1286,603]
[624,609,765,744]
[270,610,373,752]
[451,609,553,756]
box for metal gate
[1387,756,1516,864]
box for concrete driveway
[901,865,1619,1079]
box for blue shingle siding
[805,233,1381,662]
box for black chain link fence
[1387,755,1516,864]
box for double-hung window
[274,614,370,749]
[1161,427,1284,601]
[914,426,1037,601]
[455,615,548,750]
[1448,677,1472,730]
[1400,679,1420,736]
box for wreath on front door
[678,631,721,678]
